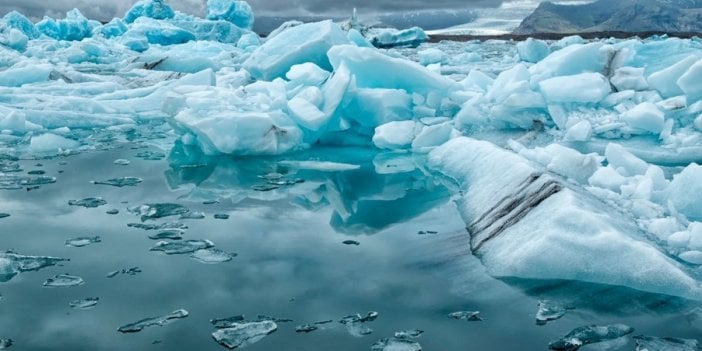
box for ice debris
[213,214,230,220]
[148,229,185,240]
[118,309,189,333]
[536,300,571,325]
[68,198,107,208]
[0,252,68,282]
[92,177,143,187]
[113,159,131,165]
[129,203,190,221]
[548,324,634,350]
[107,267,142,278]
[191,248,236,263]
[211,320,277,349]
[295,324,317,333]
[371,338,422,351]
[634,335,700,351]
[69,297,99,309]
[150,239,214,254]
[65,236,101,247]
[339,312,378,337]
[448,311,483,321]
[43,274,85,287]
[128,222,188,231]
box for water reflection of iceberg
[165,141,451,234]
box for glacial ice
[118,309,189,333]
[206,0,254,30]
[367,27,428,49]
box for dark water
[0,142,700,350]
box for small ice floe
[148,229,185,240]
[295,324,317,333]
[211,320,278,349]
[69,297,99,309]
[129,203,191,221]
[339,312,378,337]
[342,240,360,246]
[180,212,205,219]
[106,209,119,215]
[0,339,12,349]
[65,236,101,247]
[0,175,56,190]
[150,239,214,254]
[448,311,482,321]
[371,338,422,351]
[417,230,438,235]
[128,222,188,231]
[113,159,130,165]
[548,324,634,350]
[118,309,189,333]
[0,252,69,282]
[211,315,246,328]
[394,330,424,339]
[106,267,141,278]
[214,214,229,220]
[191,249,236,264]
[68,197,107,208]
[43,274,84,287]
[92,177,142,187]
[634,335,700,351]
[134,151,165,161]
[536,300,572,325]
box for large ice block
[206,0,254,30]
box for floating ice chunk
[564,120,593,142]
[43,274,84,287]
[345,88,412,129]
[3,11,38,39]
[461,69,494,92]
[536,301,570,325]
[65,236,101,248]
[0,63,52,87]
[148,230,185,240]
[29,133,79,154]
[621,102,665,134]
[106,267,141,278]
[328,45,457,95]
[511,142,602,184]
[412,122,454,150]
[647,55,698,98]
[100,18,127,38]
[604,143,649,177]
[114,159,130,165]
[129,203,190,221]
[611,67,648,91]
[0,253,68,282]
[92,177,143,187]
[668,164,702,221]
[1,29,28,52]
[539,73,611,103]
[206,0,254,30]
[0,175,56,190]
[342,240,360,246]
[243,21,349,80]
[36,9,94,41]
[211,315,245,328]
[191,249,235,263]
[287,97,327,131]
[68,198,107,208]
[295,324,318,333]
[679,251,702,265]
[128,222,188,231]
[634,335,699,351]
[394,330,423,339]
[549,324,634,350]
[368,27,428,49]
[266,20,302,40]
[418,48,447,66]
[429,138,702,300]
[150,239,214,254]
[278,160,360,171]
[339,312,378,337]
[589,167,627,192]
[347,28,373,47]
[371,338,422,351]
[174,110,303,156]
[286,63,330,86]
[529,42,615,83]
[448,311,482,321]
[678,60,702,101]
[373,121,420,150]
[212,321,277,349]
[517,38,549,63]
[118,309,189,333]
[69,297,99,309]
[124,0,175,23]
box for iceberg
[368,27,428,48]
[124,0,176,23]
[36,9,96,41]
[206,0,254,30]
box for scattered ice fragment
[43,274,84,287]
[342,240,360,246]
[339,312,378,337]
[448,311,482,321]
[68,198,107,208]
[0,253,69,282]
[371,338,422,351]
[92,177,143,187]
[203,200,219,205]
[0,214,8,219]
[0,175,56,190]
[315,320,333,325]
[106,209,119,215]
[113,159,130,165]
[394,330,424,339]
[180,212,205,219]
[0,339,11,349]
[212,321,278,349]
[65,236,101,247]
[129,203,190,221]
[295,324,318,333]
[118,309,189,333]
[106,267,141,278]
[668,164,702,222]
[256,315,293,323]
[27,170,45,175]
[634,335,699,351]
[134,151,165,161]
[69,297,99,309]
[191,249,236,263]
[536,300,570,325]
[150,239,214,254]
[214,214,230,220]
[417,231,438,235]
[211,315,246,328]
[548,324,634,350]
[128,222,188,231]
[621,102,665,134]
[148,229,185,240]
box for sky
[0,0,583,22]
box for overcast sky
[0,0,562,21]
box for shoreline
[429,31,702,42]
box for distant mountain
[515,0,702,34]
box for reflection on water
[0,143,700,350]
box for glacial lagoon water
[1,142,701,350]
